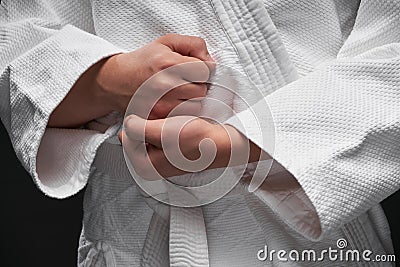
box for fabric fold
[1,3,125,197]
[226,41,400,241]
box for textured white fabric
[226,0,400,241]
[1,0,398,266]
[0,0,124,197]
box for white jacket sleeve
[226,0,400,240]
[0,1,124,198]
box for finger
[121,129,146,169]
[174,54,216,78]
[122,130,163,181]
[149,97,202,119]
[148,78,206,110]
[157,34,211,62]
[166,82,207,100]
[167,100,202,117]
[124,115,164,148]
[165,54,210,83]
[121,129,144,152]
[147,145,187,177]
[142,64,207,100]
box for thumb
[157,34,212,62]
[124,115,164,148]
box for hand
[96,34,214,118]
[121,115,265,179]
[48,34,214,128]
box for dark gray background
[0,122,398,266]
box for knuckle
[179,124,192,141]
[160,58,175,70]
[154,78,175,92]
[151,102,171,118]
[155,33,174,43]
[163,33,178,40]
[191,36,207,48]
[195,63,210,82]
[124,115,135,130]
[152,53,175,70]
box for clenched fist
[121,115,266,179]
[48,34,214,127]
[97,34,214,118]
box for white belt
[94,139,210,267]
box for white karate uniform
[1,0,399,266]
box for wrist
[48,57,118,128]
[211,124,263,168]
[209,124,234,168]
[94,52,141,114]
[91,55,121,113]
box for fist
[122,115,240,179]
[95,34,214,119]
